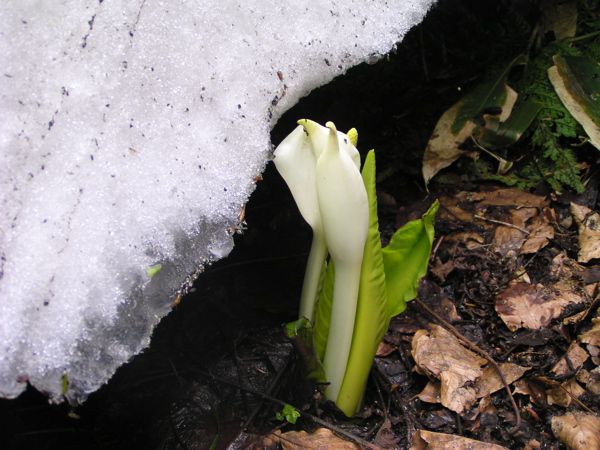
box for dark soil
[2,0,599,449]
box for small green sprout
[146,263,162,278]
[61,373,69,395]
[275,403,300,424]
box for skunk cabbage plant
[274,119,438,416]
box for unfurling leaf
[383,200,439,317]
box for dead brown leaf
[445,231,486,248]
[493,225,528,256]
[464,188,547,208]
[373,418,399,449]
[417,381,441,404]
[430,258,455,282]
[578,367,600,395]
[551,342,589,377]
[580,316,600,347]
[571,203,600,263]
[412,325,486,413]
[551,412,600,450]
[547,379,586,407]
[262,428,360,450]
[474,363,529,398]
[410,430,509,450]
[417,362,528,412]
[438,197,475,223]
[422,102,476,185]
[521,213,554,254]
[495,282,586,331]
[523,439,542,450]
[513,379,547,405]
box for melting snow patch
[0,0,434,402]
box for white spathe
[0,0,434,402]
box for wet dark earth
[4,1,599,449]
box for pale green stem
[298,233,327,322]
[322,260,361,401]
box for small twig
[473,213,530,235]
[414,298,522,429]
[431,235,444,260]
[193,368,379,449]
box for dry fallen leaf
[430,258,455,282]
[551,412,600,450]
[463,188,547,208]
[438,196,475,223]
[522,439,542,450]
[412,325,486,413]
[474,363,529,398]
[571,203,600,263]
[417,381,442,404]
[551,342,589,377]
[521,212,554,254]
[422,101,476,185]
[580,316,600,347]
[495,282,586,331]
[513,379,548,405]
[546,379,586,407]
[410,430,509,450]
[578,367,600,395]
[262,428,360,450]
[417,363,528,412]
[373,418,399,449]
[493,225,528,256]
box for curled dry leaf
[417,363,528,412]
[262,428,359,450]
[578,367,600,395]
[521,212,555,254]
[551,342,589,377]
[411,430,509,450]
[412,325,486,413]
[422,101,476,186]
[513,379,548,405]
[580,315,600,347]
[571,202,600,263]
[546,379,586,407]
[551,412,600,450]
[495,282,586,331]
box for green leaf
[452,54,527,134]
[549,54,600,149]
[336,150,388,417]
[275,404,300,424]
[313,260,334,363]
[382,200,439,318]
[475,98,543,148]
